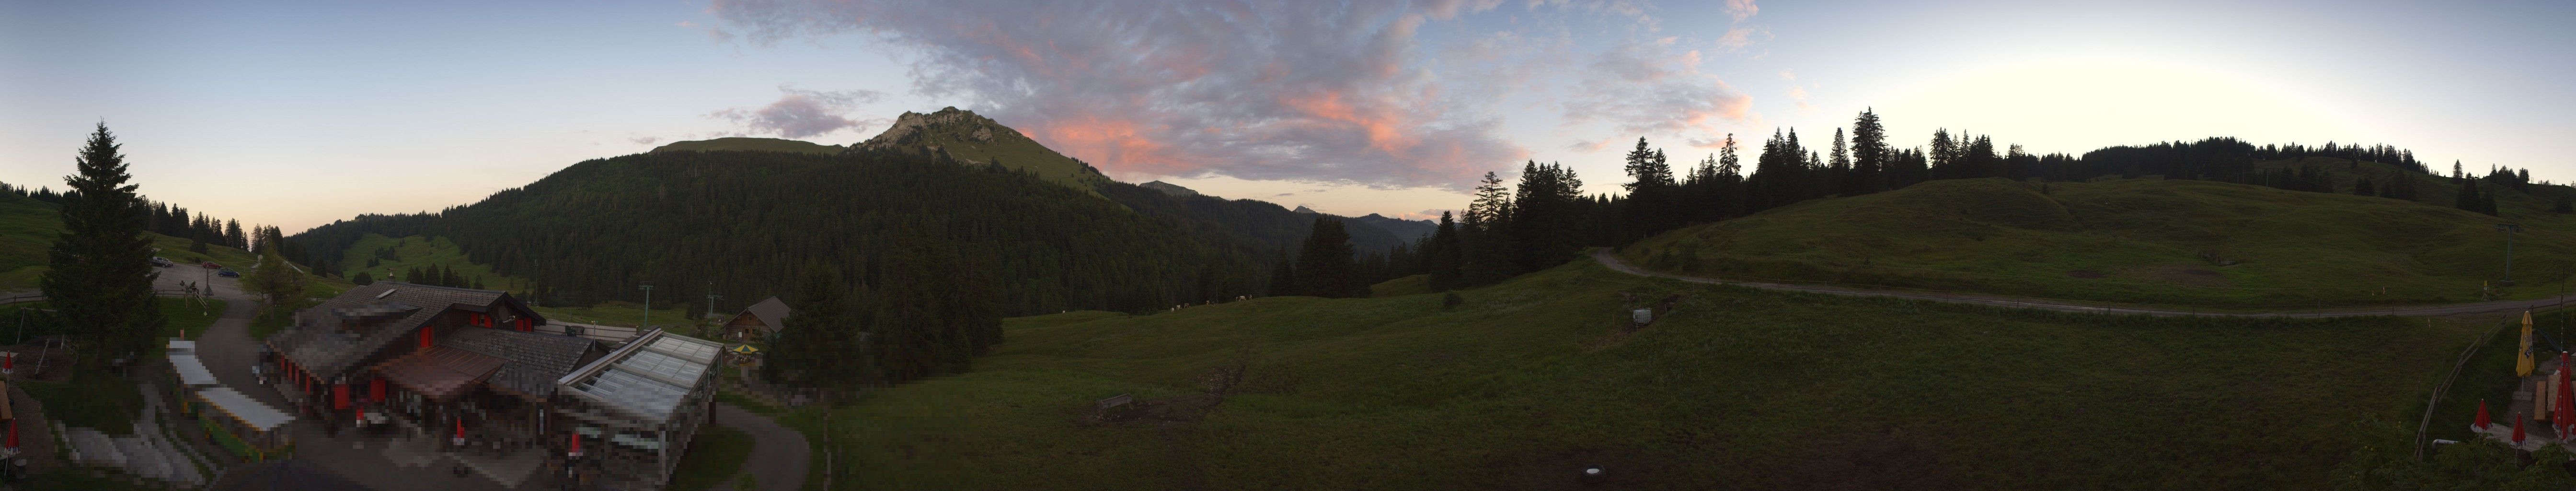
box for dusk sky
[5,0,2570,233]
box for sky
[4,0,2572,233]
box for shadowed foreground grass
[775,260,2482,490]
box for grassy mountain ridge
[649,137,844,155]
[848,107,1113,191]
[1622,170,2572,307]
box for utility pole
[639,281,655,329]
[2498,223,2523,286]
[705,282,723,320]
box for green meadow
[771,260,2482,490]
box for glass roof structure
[556,328,724,424]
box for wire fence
[2415,311,2531,460]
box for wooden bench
[1096,394,1134,417]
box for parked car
[217,269,240,278]
[201,261,220,269]
[150,257,173,268]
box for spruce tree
[1850,109,1887,194]
[765,264,860,387]
[1425,212,1462,291]
[1293,217,1363,298]
[41,123,165,362]
[1266,248,1297,296]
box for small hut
[194,386,295,460]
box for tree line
[1334,109,2550,294]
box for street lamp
[2498,223,2524,286]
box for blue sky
[4,0,2570,232]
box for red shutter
[335,384,349,409]
[370,378,386,402]
[420,327,433,348]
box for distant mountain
[833,108,1410,253]
[1292,206,1318,214]
[1350,213,1436,242]
[289,108,1422,314]
[1139,180,1198,197]
[651,137,844,155]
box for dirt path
[714,403,810,491]
[1592,248,2571,318]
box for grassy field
[161,296,223,339]
[0,188,263,291]
[334,233,525,289]
[668,425,757,491]
[769,260,2483,490]
[1624,174,2576,308]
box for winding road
[1591,248,2572,318]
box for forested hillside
[290,109,1427,316]
[291,149,1281,316]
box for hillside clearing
[1625,176,2573,308]
[775,260,2479,490]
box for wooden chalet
[264,282,605,450]
[721,296,791,341]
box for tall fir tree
[765,264,862,387]
[1620,139,1676,241]
[1425,212,1463,292]
[41,123,165,362]
[1850,109,1888,194]
[1293,217,1365,298]
[1267,248,1297,296]
[1461,171,1516,286]
[1829,128,1852,195]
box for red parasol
[2476,399,2493,431]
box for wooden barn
[721,296,791,341]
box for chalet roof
[440,328,605,398]
[376,346,508,400]
[268,282,520,380]
[557,329,724,425]
[742,296,791,327]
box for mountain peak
[1293,205,1318,214]
[844,107,1108,192]
[855,107,1027,151]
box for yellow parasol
[2518,310,2536,377]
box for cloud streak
[710,0,1761,187]
[706,86,886,139]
